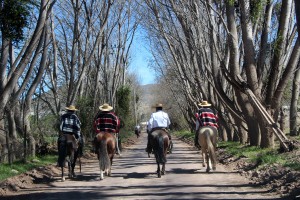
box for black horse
[148,129,170,178]
[57,134,81,181]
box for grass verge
[174,130,300,171]
[0,155,57,181]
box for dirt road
[2,132,283,200]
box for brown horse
[149,129,170,178]
[197,126,218,172]
[57,134,80,181]
[94,132,116,180]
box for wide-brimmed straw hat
[198,101,211,107]
[99,103,113,111]
[155,103,163,108]
[65,105,78,111]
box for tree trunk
[294,0,300,34]
[290,66,300,136]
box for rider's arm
[115,115,121,133]
[147,114,154,132]
[166,113,171,128]
[93,118,100,134]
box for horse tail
[156,134,167,163]
[98,139,110,171]
[205,130,217,169]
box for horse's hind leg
[61,167,65,182]
[201,150,206,167]
[68,160,72,178]
[206,152,211,173]
[157,163,161,178]
[107,158,113,176]
[161,163,166,175]
[100,169,104,180]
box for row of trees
[140,0,300,148]
[0,0,142,163]
[1,0,299,163]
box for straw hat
[99,103,113,111]
[198,101,211,107]
[65,105,78,111]
[155,103,163,108]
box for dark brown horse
[94,132,116,180]
[197,126,218,172]
[57,134,80,181]
[149,129,170,178]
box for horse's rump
[95,132,116,154]
[197,126,218,171]
[150,129,169,163]
[198,126,217,147]
[58,134,77,167]
[95,132,116,170]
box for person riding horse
[134,124,141,137]
[93,103,121,154]
[146,103,173,154]
[57,105,83,162]
[195,100,218,148]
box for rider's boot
[167,133,173,154]
[145,141,152,154]
[145,132,153,154]
[167,140,173,154]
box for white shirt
[147,110,171,132]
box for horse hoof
[62,177,65,182]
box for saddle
[150,127,171,140]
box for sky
[128,30,156,85]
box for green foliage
[228,0,235,6]
[76,97,95,139]
[284,161,300,171]
[273,33,284,57]
[116,85,135,133]
[250,0,267,22]
[218,141,300,170]
[0,0,32,42]
[116,85,131,118]
[30,113,59,145]
[253,150,285,165]
[0,155,56,181]
[173,130,194,139]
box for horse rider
[195,100,218,148]
[135,124,141,136]
[58,105,83,154]
[146,103,173,154]
[93,103,121,154]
